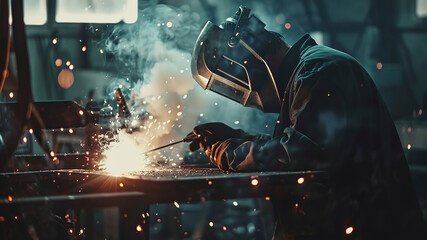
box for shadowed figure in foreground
[188,6,426,240]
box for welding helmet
[191,6,282,113]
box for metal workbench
[0,167,327,239]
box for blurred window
[417,0,427,17]
[8,0,47,25]
[55,0,138,23]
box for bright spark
[251,179,259,186]
[100,130,152,176]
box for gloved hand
[188,122,249,156]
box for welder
[189,6,426,240]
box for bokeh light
[57,69,74,89]
[55,58,63,67]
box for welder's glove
[188,122,252,156]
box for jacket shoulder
[299,45,362,79]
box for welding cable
[0,0,33,168]
[0,0,11,92]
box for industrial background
[1,0,427,239]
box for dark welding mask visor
[191,21,252,105]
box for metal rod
[115,88,131,118]
[143,139,185,154]
[143,133,200,154]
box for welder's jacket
[211,35,426,239]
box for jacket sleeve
[210,62,348,172]
[210,127,325,171]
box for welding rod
[143,133,200,154]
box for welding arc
[143,133,200,155]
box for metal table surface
[1,166,327,207]
[0,167,327,239]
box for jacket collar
[276,34,317,99]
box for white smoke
[99,3,280,174]
[99,3,202,173]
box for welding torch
[143,133,200,154]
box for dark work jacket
[211,35,426,239]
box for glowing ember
[297,177,305,184]
[265,196,270,200]
[119,182,124,187]
[79,110,84,116]
[23,137,27,143]
[52,38,58,44]
[69,128,74,134]
[136,225,143,232]
[345,226,354,235]
[9,92,14,98]
[8,195,13,202]
[82,46,87,52]
[251,179,259,186]
[29,128,33,134]
[50,151,55,157]
[69,64,74,70]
